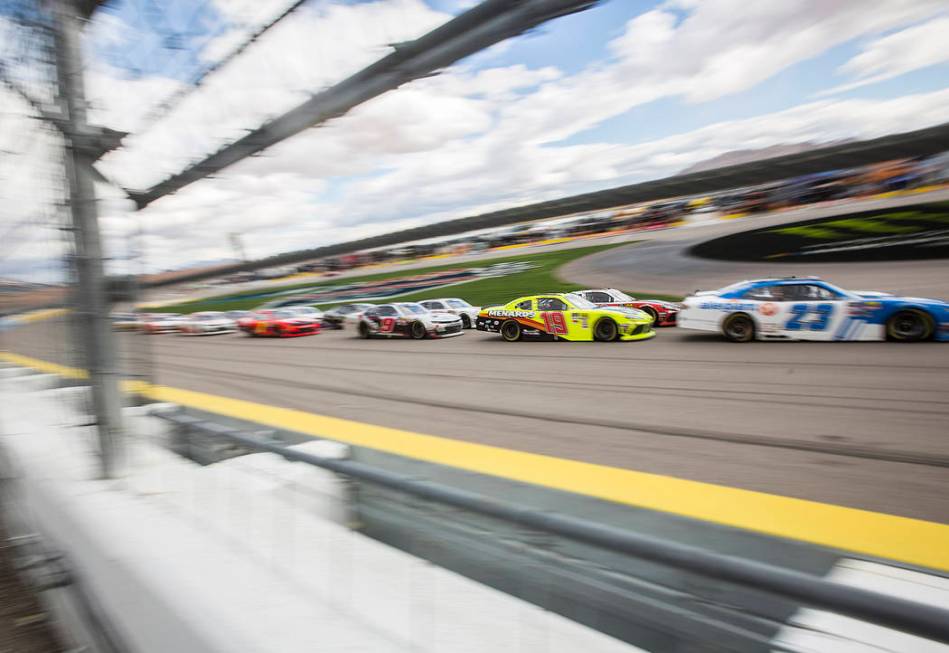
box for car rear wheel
[460,314,471,329]
[641,307,658,325]
[594,318,618,342]
[358,322,371,339]
[410,321,427,339]
[887,310,933,342]
[723,313,755,343]
[500,319,522,342]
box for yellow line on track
[3,349,948,572]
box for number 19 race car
[358,302,464,339]
[678,277,949,342]
[476,293,655,342]
[571,288,681,326]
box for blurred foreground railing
[156,410,949,646]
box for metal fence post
[51,0,125,478]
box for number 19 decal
[785,303,834,331]
[542,312,568,335]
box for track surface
[7,319,949,523]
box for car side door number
[542,312,568,334]
[785,303,834,331]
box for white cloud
[819,15,949,95]
[6,0,949,278]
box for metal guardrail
[156,410,949,645]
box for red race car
[571,288,681,326]
[237,309,320,338]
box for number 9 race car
[677,276,949,342]
[476,293,655,342]
[358,302,464,339]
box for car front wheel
[410,321,427,339]
[887,310,933,342]
[594,318,618,342]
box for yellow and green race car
[475,293,655,342]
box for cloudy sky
[1,0,948,280]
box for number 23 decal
[785,303,834,331]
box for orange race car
[237,309,320,338]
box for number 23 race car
[678,277,949,342]
[476,293,655,342]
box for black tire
[274,326,284,338]
[886,310,933,342]
[641,307,658,325]
[410,321,427,339]
[460,314,471,329]
[358,322,371,339]
[593,318,618,342]
[722,313,755,343]
[500,319,522,342]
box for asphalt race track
[4,192,949,524]
[6,317,949,524]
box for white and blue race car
[678,277,949,342]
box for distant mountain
[679,140,855,175]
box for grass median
[147,243,681,313]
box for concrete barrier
[0,369,636,653]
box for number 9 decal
[379,317,396,333]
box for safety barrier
[156,410,949,645]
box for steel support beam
[53,0,124,478]
[127,0,600,209]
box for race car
[571,288,681,326]
[419,298,481,328]
[237,309,320,338]
[321,303,375,330]
[677,277,949,342]
[111,312,142,331]
[177,311,235,335]
[281,305,324,323]
[357,302,464,339]
[476,293,655,342]
[142,313,188,334]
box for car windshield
[196,313,220,321]
[563,294,597,309]
[446,299,470,308]
[399,303,427,315]
[610,290,635,302]
[273,310,297,319]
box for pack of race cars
[123,278,949,343]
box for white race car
[321,303,375,329]
[142,313,188,334]
[178,311,235,335]
[281,305,324,323]
[358,302,464,339]
[678,277,949,342]
[419,298,481,328]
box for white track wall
[0,368,639,653]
